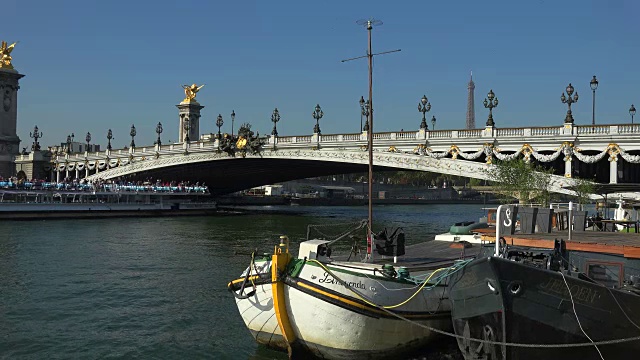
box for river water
[0,204,486,359]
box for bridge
[50,123,640,196]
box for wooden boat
[228,225,476,359]
[448,205,640,360]
[227,19,478,359]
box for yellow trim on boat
[297,281,380,312]
[228,275,262,287]
[271,236,296,356]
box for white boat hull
[434,232,483,243]
[231,259,452,359]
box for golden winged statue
[181,83,205,102]
[0,41,17,70]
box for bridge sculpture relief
[49,121,640,196]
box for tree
[485,158,553,205]
[572,176,596,206]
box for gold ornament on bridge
[0,41,17,70]
[236,136,247,150]
[181,83,205,103]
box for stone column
[176,100,204,143]
[0,68,25,177]
[564,157,572,178]
[610,154,618,184]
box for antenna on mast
[341,18,401,263]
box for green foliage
[468,178,482,187]
[485,158,553,205]
[572,177,596,205]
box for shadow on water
[243,337,463,360]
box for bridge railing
[54,123,640,163]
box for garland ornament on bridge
[409,142,640,167]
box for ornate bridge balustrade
[50,122,640,195]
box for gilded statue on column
[181,83,205,103]
[0,41,17,70]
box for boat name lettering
[318,272,366,290]
[539,278,601,304]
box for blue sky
[3,0,639,148]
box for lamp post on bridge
[231,110,235,136]
[483,89,498,127]
[431,116,436,131]
[183,120,190,143]
[561,83,579,124]
[216,114,224,151]
[130,124,136,149]
[30,125,42,151]
[359,96,365,131]
[312,104,323,135]
[312,104,323,149]
[155,122,163,146]
[631,105,636,124]
[418,95,431,130]
[361,100,370,131]
[590,75,598,126]
[66,134,72,154]
[216,114,224,139]
[271,108,280,150]
[85,132,91,152]
[107,129,113,150]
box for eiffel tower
[466,71,475,129]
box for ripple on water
[0,205,483,359]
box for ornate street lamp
[561,83,579,124]
[418,95,431,130]
[30,125,43,151]
[590,75,598,125]
[312,104,323,134]
[155,122,163,146]
[271,108,280,150]
[107,129,113,150]
[183,120,190,143]
[631,104,637,124]
[359,96,365,131]
[483,89,499,127]
[130,124,136,148]
[431,116,437,131]
[231,110,236,136]
[361,100,370,131]
[216,114,224,139]
[66,134,72,153]
[271,108,280,137]
[312,104,323,150]
[85,132,91,151]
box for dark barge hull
[449,256,640,359]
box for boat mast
[366,20,374,261]
[343,19,400,262]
